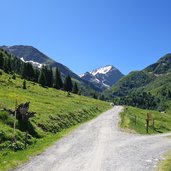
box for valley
[1,1,171,170]
[0,46,171,170]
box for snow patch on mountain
[20,57,43,68]
[80,65,124,90]
[79,73,86,77]
[90,65,114,76]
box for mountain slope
[105,53,171,110]
[0,69,110,170]
[144,53,171,74]
[0,45,101,94]
[0,45,82,81]
[80,65,124,90]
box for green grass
[120,106,171,134]
[0,123,92,171]
[0,127,74,170]
[0,70,111,170]
[157,151,171,171]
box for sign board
[147,112,152,120]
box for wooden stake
[13,98,18,142]
[146,119,149,133]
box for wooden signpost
[146,112,153,133]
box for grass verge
[157,151,171,171]
[0,108,111,171]
[120,106,171,134]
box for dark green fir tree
[64,75,73,92]
[38,68,47,87]
[72,82,79,94]
[54,68,63,89]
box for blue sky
[1,0,171,75]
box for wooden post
[13,99,18,142]
[146,119,149,133]
[13,98,18,151]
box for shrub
[12,74,16,80]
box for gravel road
[16,106,171,171]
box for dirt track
[16,106,171,171]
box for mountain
[144,53,171,74]
[0,45,82,81]
[105,53,171,110]
[80,65,124,90]
[0,45,102,94]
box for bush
[12,74,16,80]
[23,80,27,89]
[0,111,14,127]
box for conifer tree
[7,57,12,73]
[27,63,35,81]
[46,66,53,87]
[72,82,79,94]
[3,58,9,73]
[93,93,98,99]
[0,53,4,69]
[34,68,40,82]
[38,68,47,87]
[99,94,105,101]
[64,75,73,92]
[22,63,28,79]
[43,65,48,84]
[54,68,63,89]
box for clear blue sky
[1,0,171,75]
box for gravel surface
[16,106,171,171]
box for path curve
[16,106,171,171]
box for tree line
[113,91,168,111]
[0,49,79,94]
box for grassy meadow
[120,106,171,134]
[0,70,111,170]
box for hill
[105,53,171,110]
[0,69,110,170]
[144,53,171,74]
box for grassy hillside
[120,106,171,134]
[0,48,100,98]
[104,54,171,111]
[144,53,171,74]
[0,70,111,170]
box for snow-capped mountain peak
[90,65,115,76]
[80,65,124,90]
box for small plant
[12,74,16,80]
[23,80,27,89]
